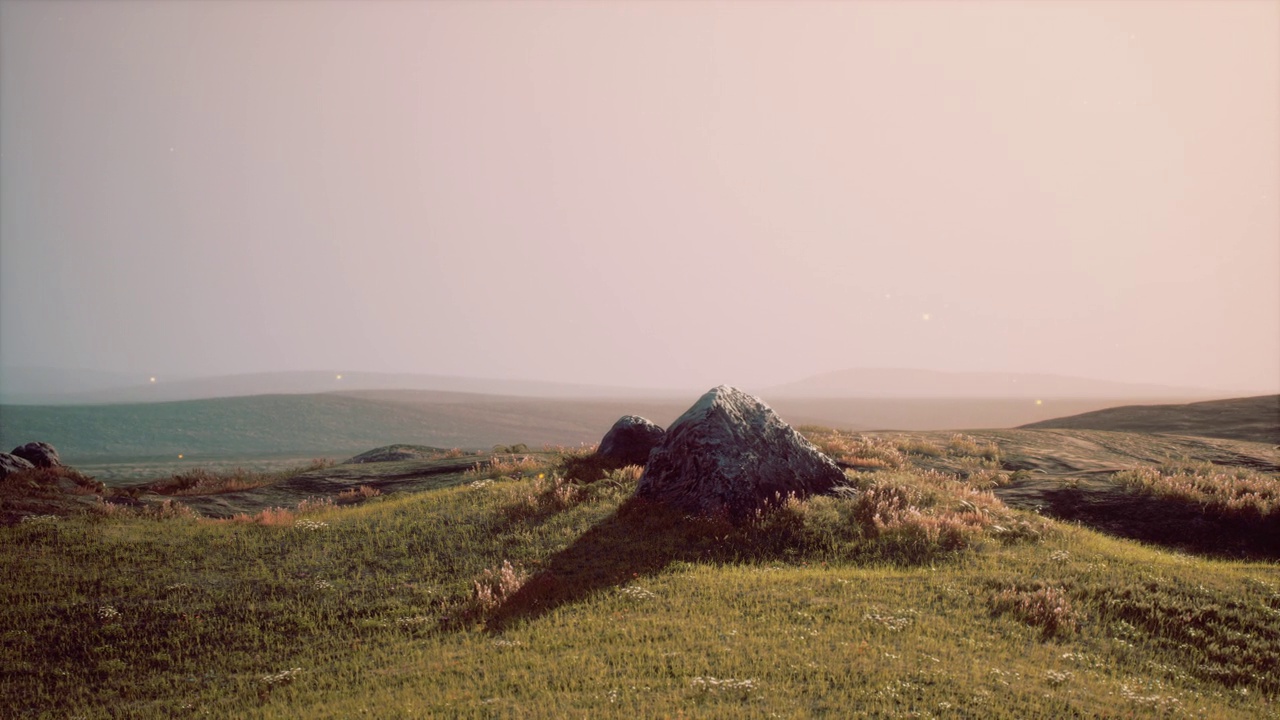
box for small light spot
[178,454,184,459]
[1035,399,1043,406]
[336,374,343,380]
[149,377,157,383]
[922,313,931,321]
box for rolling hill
[766,367,1225,399]
[1020,394,1280,444]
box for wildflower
[619,586,655,600]
[21,514,59,524]
[312,579,333,590]
[293,519,328,531]
[690,676,757,694]
[260,668,302,686]
[97,605,120,621]
[1045,670,1073,687]
[863,612,913,631]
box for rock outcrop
[636,386,844,517]
[11,442,61,468]
[344,444,446,464]
[598,416,666,466]
[0,452,36,479]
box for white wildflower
[691,676,756,694]
[1045,670,1073,687]
[21,514,59,524]
[261,668,302,686]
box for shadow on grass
[486,496,753,632]
[996,475,1280,560]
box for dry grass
[803,429,908,470]
[990,583,1079,639]
[466,454,547,480]
[946,434,1001,461]
[1,465,103,496]
[470,560,529,614]
[894,436,944,457]
[1115,462,1280,520]
[336,485,381,505]
[146,459,335,496]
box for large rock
[0,452,36,479]
[10,442,60,469]
[598,416,665,466]
[636,386,845,517]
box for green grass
[3,452,1279,718]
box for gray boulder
[11,442,61,468]
[598,415,665,466]
[636,386,845,518]
[0,452,36,479]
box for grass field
[3,446,1278,718]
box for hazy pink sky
[1,0,1277,392]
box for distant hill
[2,388,1236,468]
[0,392,698,464]
[0,368,686,405]
[0,366,151,401]
[1020,395,1280,444]
[766,368,1224,399]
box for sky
[1,0,1277,394]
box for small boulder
[0,452,36,479]
[636,386,844,517]
[11,442,61,469]
[598,416,666,466]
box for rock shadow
[486,496,740,632]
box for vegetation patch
[989,583,1079,639]
[145,460,335,496]
[1114,460,1279,520]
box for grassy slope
[3,454,1278,718]
[1020,395,1280,445]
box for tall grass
[1115,461,1280,519]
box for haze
[2,0,1277,395]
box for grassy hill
[2,429,1278,717]
[1020,394,1280,444]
